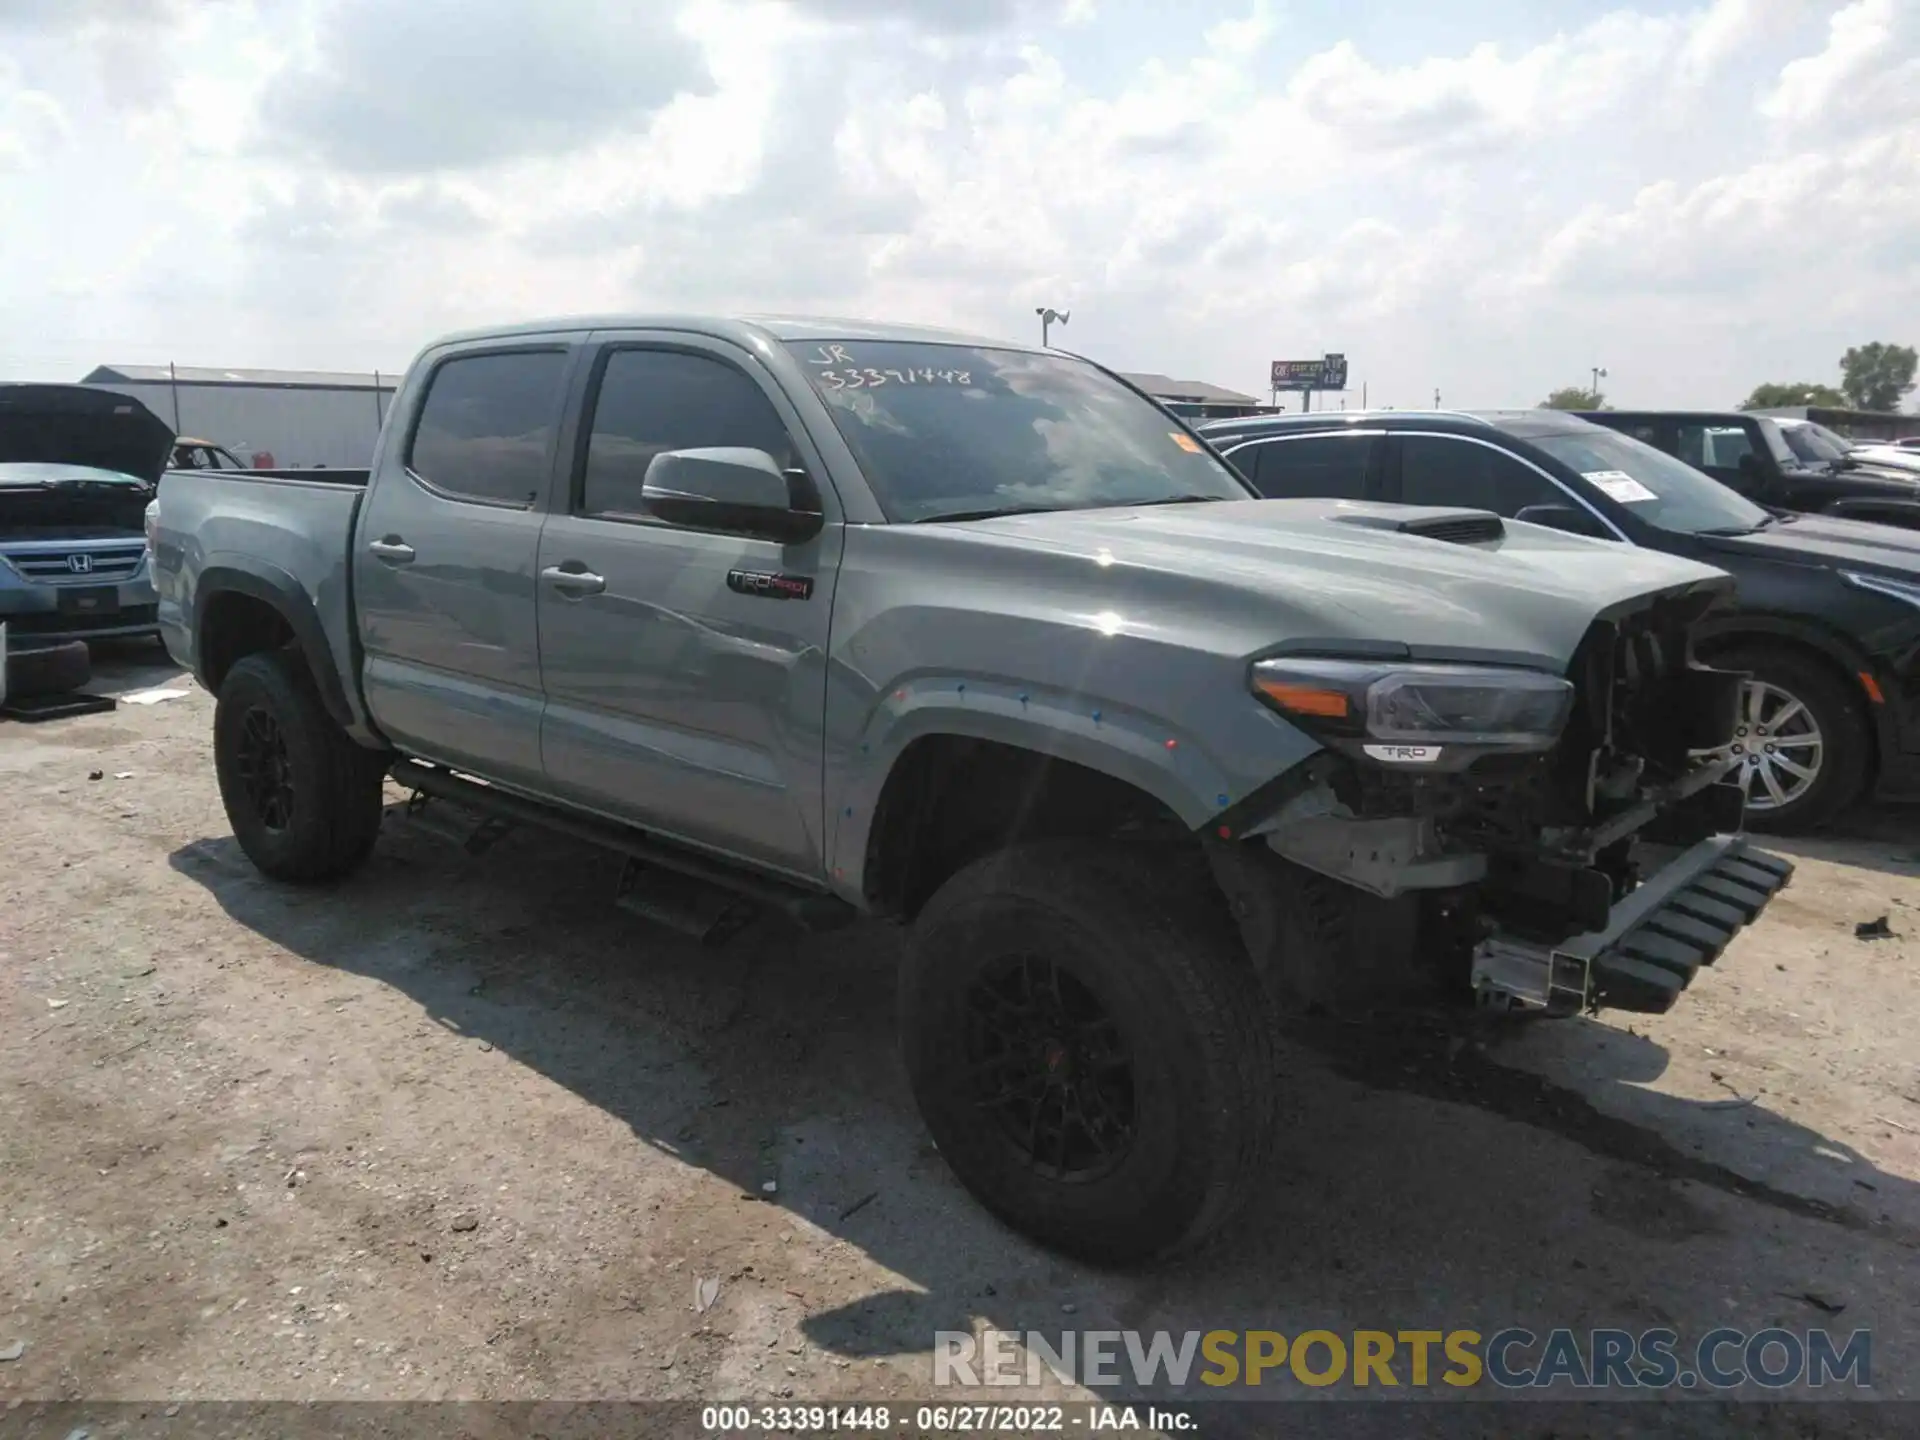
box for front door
[354,343,574,789]
[536,338,844,881]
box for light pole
[1591,365,1608,398]
[1037,307,1070,347]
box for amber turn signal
[1252,678,1351,719]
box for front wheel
[213,650,388,882]
[1712,647,1868,834]
[899,841,1277,1264]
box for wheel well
[1697,630,1878,775]
[199,590,297,694]
[862,735,1188,920]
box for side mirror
[1514,503,1609,539]
[642,447,823,543]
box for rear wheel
[1712,647,1868,834]
[214,650,388,882]
[900,841,1276,1264]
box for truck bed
[168,467,371,487]
[153,468,368,729]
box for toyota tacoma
[149,316,1790,1262]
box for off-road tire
[1715,645,1869,834]
[214,649,387,882]
[900,840,1277,1264]
[6,640,91,699]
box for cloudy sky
[0,0,1915,409]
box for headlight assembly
[1251,657,1574,756]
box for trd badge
[727,569,814,600]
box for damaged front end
[1210,583,1794,1018]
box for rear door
[354,340,577,789]
[1216,430,1385,500]
[535,334,844,881]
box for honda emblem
[66,553,94,574]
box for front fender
[822,672,1283,899]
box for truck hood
[948,499,1731,669]
[1695,511,1920,579]
[0,384,174,484]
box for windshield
[1778,423,1846,465]
[783,340,1249,521]
[1806,422,1857,453]
[1751,418,1797,465]
[1530,428,1772,535]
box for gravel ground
[2,647,1916,1433]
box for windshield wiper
[915,494,1230,523]
[913,504,1060,524]
[1106,493,1232,509]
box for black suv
[1577,409,1920,528]
[1199,409,1920,830]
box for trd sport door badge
[727,569,814,600]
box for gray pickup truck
[151,315,1791,1262]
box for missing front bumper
[1471,834,1794,1016]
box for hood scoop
[1329,506,1506,546]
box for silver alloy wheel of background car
[1727,678,1824,814]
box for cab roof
[425,313,1035,354]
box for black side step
[614,858,757,946]
[390,759,857,935]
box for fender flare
[826,675,1240,897]
[192,563,356,731]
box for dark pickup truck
[1579,409,1920,529]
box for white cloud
[0,0,1913,410]
[1763,0,1918,130]
[0,79,67,170]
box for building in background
[79,364,399,468]
[1118,371,1270,421]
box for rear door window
[1230,433,1377,499]
[1677,423,1753,468]
[407,350,570,506]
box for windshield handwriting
[815,367,972,391]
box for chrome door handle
[542,565,605,596]
[367,538,415,565]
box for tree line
[1538,342,1917,413]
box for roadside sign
[1270,354,1348,392]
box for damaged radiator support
[1471,834,1794,1016]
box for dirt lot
[2,649,1917,1429]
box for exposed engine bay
[1210,584,1792,1018]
